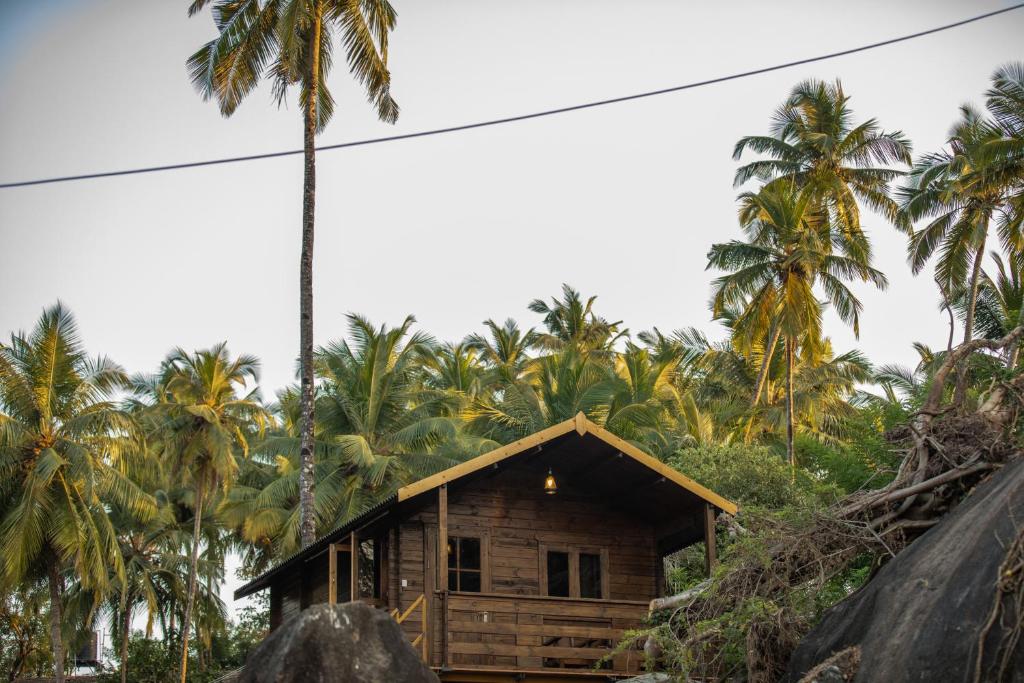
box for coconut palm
[708,184,887,469]
[187,0,400,550]
[985,62,1024,226]
[951,252,1024,368]
[0,304,149,683]
[734,78,912,238]
[862,343,938,412]
[900,106,1023,402]
[313,315,462,480]
[467,350,617,443]
[757,343,872,445]
[105,506,184,683]
[733,81,907,409]
[465,318,539,383]
[529,285,626,355]
[606,344,715,456]
[227,316,462,557]
[421,342,487,403]
[135,344,267,683]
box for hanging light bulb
[544,467,558,495]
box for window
[579,552,602,599]
[546,551,570,597]
[448,536,482,592]
[540,545,608,599]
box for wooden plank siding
[386,465,656,674]
[443,468,659,602]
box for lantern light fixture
[543,467,558,495]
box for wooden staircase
[391,593,428,662]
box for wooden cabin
[235,413,737,682]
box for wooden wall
[444,467,659,602]
[387,466,658,668]
[269,572,302,630]
[267,463,661,673]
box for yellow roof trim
[396,412,738,515]
[396,417,578,502]
[582,421,738,515]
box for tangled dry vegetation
[643,327,1024,682]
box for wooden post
[328,543,337,604]
[350,532,358,601]
[421,593,428,662]
[438,484,449,592]
[438,484,448,667]
[703,504,717,577]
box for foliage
[669,445,823,509]
[0,583,53,680]
[4,63,1024,682]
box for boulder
[239,602,439,683]
[786,458,1024,682]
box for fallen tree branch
[643,325,1024,683]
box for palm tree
[226,316,461,557]
[606,344,714,456]
[0,304,150,683]
[106,507,184,683]
[467,349,619,444]
[733,79,909,408]
[421,342,487,403]
[986,62,1024,230]
[528,285,626,356]
[899,106,1022,402]
[135,344,268,683]
[734,78,912,233]
[708,184,887,469]
[863,343,938,413]
[951,252,1024,368]
[465,318,538,383]
[187,0,400,550]
[314,315,461,481]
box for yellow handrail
[390,593,428,662]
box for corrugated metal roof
[233,493,397,599]
[234,414,738,600]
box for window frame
[446,529,490,593]
[538,543,610,599]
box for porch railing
[444,592,645,675]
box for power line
[2,3,1022,190]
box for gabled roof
[235,413,736,600]
[397,412,737,514]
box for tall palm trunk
[46,558,65,683]
[178,486,204,683]
[120,605,130,683]
[785,336,796,480]
[744,323,781,443]
[954,233,988,406]
[298,0,324,549]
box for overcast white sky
[2,0,1023,621]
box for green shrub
[668,444,835,508]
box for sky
[2,0,1023,623]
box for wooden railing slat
[446,620,622,640]
[449,641,610,660]
[389,593,428,663]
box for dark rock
[239,602,439,683]
[786,458,1024,683]
[796,647,859,682]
